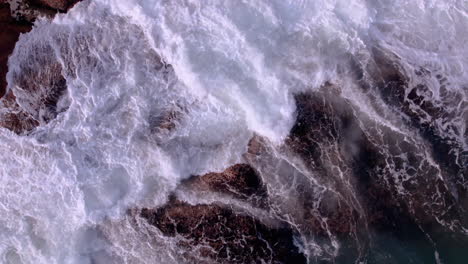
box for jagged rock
[288,84,468,263]
[181,164,268,208]
[0,2,32,98]
[0,0,84,133]
[8,45,68,123]
[287,87,364,236]
[140,199,307,264]
[0,90,38,133]
[0,41,68,133]
[368,47,467,197]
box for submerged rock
[287,87,364,230]
[367,47,467,198]
[140,199,306,264]
[287,81,467,262]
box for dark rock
[27,0,81,11]
[0,0,84,133]
[140,199,307,264]
[149,100,185,135]
[287,83,468,262]
[0,41,68,134]
[287,86,365,236]
[368,47,467,199]
[0,90,38,133]
[0,2,32,98]
[181,164,268,208]
[8,43,68,123]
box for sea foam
[1,0,467,263]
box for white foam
[1,0,467,263]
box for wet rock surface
[0,2,466,262]
[0,41,68,134]
[0,2,32,98]
[0,0,84,133]
[368,47,467,198]
[136,164,279,263]
[287,83,467,263]
[140,199,306,264]
[0,90,38,133]
[181,164,269,208]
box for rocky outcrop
[7,0,82,23]
[140,199,306,264]
[180,164,268,208]
[0,90,38,133]
[367,47,467,198]
[0,40,68,134]
[127,71,466,263]
[135,164,279,263]
[286,79,467,262]
[0,0,83,133]
[0,2,32,98]
[285,87,366,237]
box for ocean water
[0,0,467,263]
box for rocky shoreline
[0,1,466,263]
[130,55,467,262]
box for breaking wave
[0,0,466,263]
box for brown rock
[0,40,68,133]
[0,90,38,133]
[181,164,268,207]
[0,1,83,133]
[0,0,84,98]
[287,86,365,235]
[140,199,307,264]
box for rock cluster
[141,198,306,264]
[0,3,466,261]
[0,0,83,133]
[137,164,306,264]
[136,49,467,263]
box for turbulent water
[0,0,467,263]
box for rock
[367,47,467,198]
[0,2,32,98]
[287,84,468,263]
[8,43,68,123]
[181,164,268,208]
[1,0,84,98]
[27,0,80,11]
[246,134,269,157]
[0,40,68,134]
[0,0,83,133]
[140,199,307,264]
[0,90,38,133]
[287,86,364,236]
